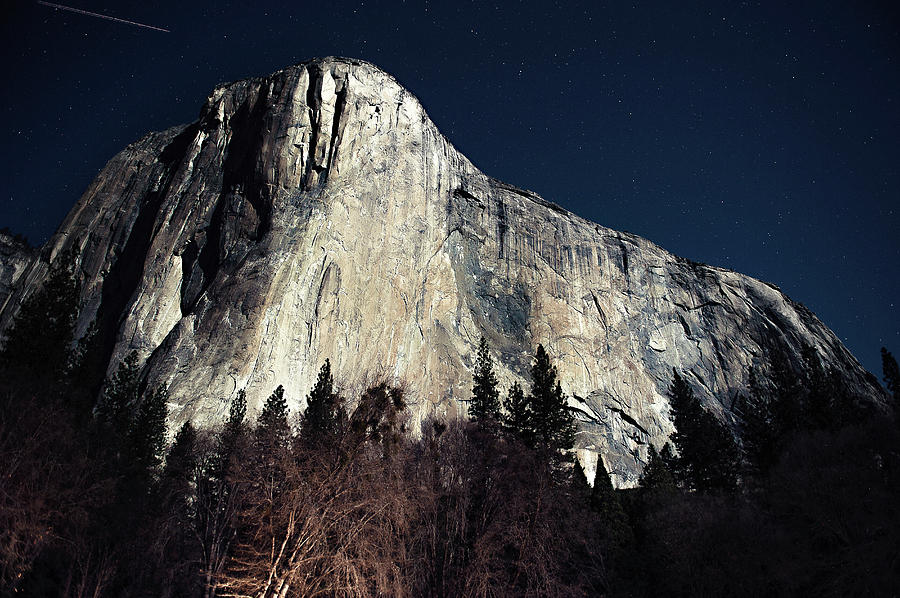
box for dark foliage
[1,287,896,596]
[502,380,530,443]
[126,384,169,476]
[0,250,80,386]
[589,457,634,580]
[300,359,346,448]
[667,369,740,493]
[638,443,676,496]
[257,384,290,449]
[469,336,502,426]
[767,346,805,435]
[801,344,854,429]
[163,421,196,492]
[735,366,781,477]
[528,344,576,455]
[502,344,575,458]
[95,350,141,441]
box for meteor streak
[37,1,170,33]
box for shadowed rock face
[0,57,883,486]
[0,232,36,313]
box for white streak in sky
[37,1,170,33]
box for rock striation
[0,232,37,315]
[0,57,884,486]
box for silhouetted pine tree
[160,421,200,597]
[590,457,633,553]
[736,367,780,477]
[528,344,575,455]
[470,336,502,427]
[217,389,248,475]
[572,460,592,500]
[257,384,290,448]
[503,381,531,444]
[223,389,247,451]
[66,320,106,418]
[667,369,739,493]
[638,444,676,494]
[768,348,804,435]
[667,370,701,488]
[0,250,80,386]
[164,421,197,490]
[800,344,852,429]
[127,384,169,476]
[195,390,248,598]
[95,351,142,458]
[301,360,345,447]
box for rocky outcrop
[0,57,884,486]
[0,232,37,315]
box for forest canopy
[0,264,898,597]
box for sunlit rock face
[0,57,883,486]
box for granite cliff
[0,57,883,486]
[0,232,37,315]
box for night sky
[1,1,897,377]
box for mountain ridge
[0,56,883,486]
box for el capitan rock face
[0,57,883,486]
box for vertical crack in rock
[676,313,692,337]
[309,258,340,350]
[495,196,508,259]
[618,237,630,289]
[179,237,202,313]
[324,78,348,182]
[590,292,609,334]
[219,81,272,240]
[303,64,323,189]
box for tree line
[0,254,898,596]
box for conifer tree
[638,444,676,494]
[66,320,105,417]
[590,457,618,512]
[195,391,247,595]
[301,360,344,446]
[660,442,678,471]
[470,336,502,426]
[95,350,142,455]
[572,460,591,500]
[800,344,848,429]
[257,384,290,448]
[229,388,247,428]
[590,458,632,551]
[0,250,80,384]
[163,420,198,519]
[161,420,199,597]
[736,367,779,476]
[165,421,197,486]
[667,369,739,493]
[528,344,575,455]
[503,381,531,444]
[212,389,247,482]
[128,384,169,475]
[768,348,804,434]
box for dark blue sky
[1,0,897,377]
